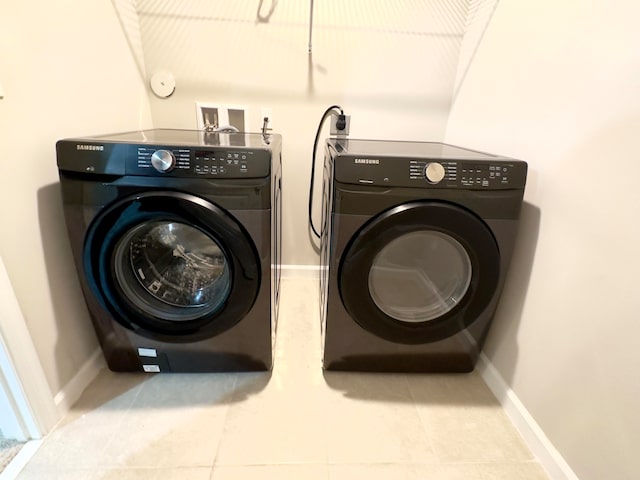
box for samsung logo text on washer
[354,158,379,164]
[77,145,104,151]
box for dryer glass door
[368,230,472,323]
[339,201,500,344]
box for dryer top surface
[327,139,510,161]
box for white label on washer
[138,348,157,358]
[143,365,161,373]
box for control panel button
[151,149,176,173]
[424,162,446,184]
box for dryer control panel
[408,160,523,189]
[328,139,527,190]
[336,156,527,189]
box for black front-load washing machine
[57,129,282,372]
[320,139,527,372]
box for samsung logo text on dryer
[77,145,104,151]
[354,158,380,164]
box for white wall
[445,1,640,479]
[132,0,472,265]
[0,1,152,407]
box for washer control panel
[193,149,251,176]
[56,131,279,178]
[130,146,270,178]
[150,149,177,172]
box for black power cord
[309,105,344,239]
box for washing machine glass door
[84,191,260,341]
[113,221,232,321]
[339,201,500,344]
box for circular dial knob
[151,149,176,173]
[424,162,446,184]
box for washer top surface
[69,128,279,149]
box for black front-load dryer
[320,139,527,372]
[57,129,282,372]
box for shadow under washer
[320,139,527,372]
[57,129,282,372]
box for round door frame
[339,201,500,344]
[83,191,261,343]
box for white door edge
[0,257,58,439]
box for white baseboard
[280,264,321,278]
[477,353,579,480]
[53,349,104,417]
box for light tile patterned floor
[16,277,549,479]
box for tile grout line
[98,379,147,467]
[403,374,442,467]
[210,372,240,476]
